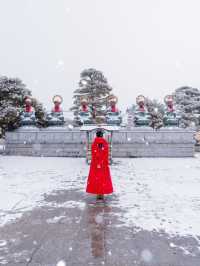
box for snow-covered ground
[0,155,200,240]
[113,156,200,238]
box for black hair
[96,130,104,137]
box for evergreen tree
[146,98,164,129]
[32,98,48,127]
[0,75,46,137]
[146,98,165,115]
[71,68,112,123]
[0,76,30,136]
[173,86,200,128]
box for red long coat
[86,137,113,195]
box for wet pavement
[0,189,200,266]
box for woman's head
[96,130,104,138]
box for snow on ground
[0,155,200,239]
[111,155,200,238]
[0,157,87,226]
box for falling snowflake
[95,214,103,224]
[68,124,73,130]
[185,165,191,169]
[175,60,183,70]
[56,60,65,71]
[57,260,66,266]
[170,242,176,248]
[141,249,153,263]
[57,60,64,66]
[33,79,39,85]
[0,240,7,247]
[65,7,71,13]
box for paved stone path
[1,189,200,266]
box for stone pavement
[0,189,200,266]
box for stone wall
[4,126,195,157]
[195,145,200,153]
[111,128,195,157]
[5,127,86,157]
[0,139,5,154]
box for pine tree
[146,98,164,129]
[146,98,165,115]
[71,68,112,124]
[0,75,46,137]
[32,98,48,127]
[0,76,30,136]
[173,86,200,128]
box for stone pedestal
[5,127,86,157]
[112,128,195,157]
[5,127,195,157]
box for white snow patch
[46,215,66,224]
[49,200,86,210]
[0,212,23,227]
[170,242,194,256]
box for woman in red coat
[86,130,113,200]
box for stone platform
[4,126,195,157]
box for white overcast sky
[0,0,200,110]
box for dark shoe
[96,194,104,200]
